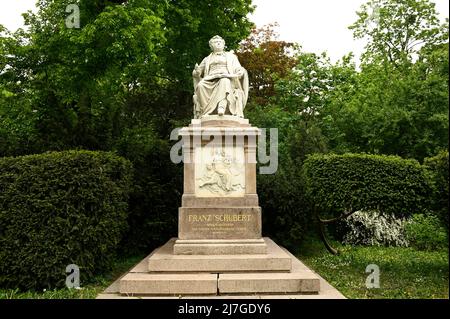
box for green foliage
[257,161,309,250]
[300,239,449,299]
[349,0,448,64]
[424,151,449,231]
[405,214,448,251]
[0,0,255,255]
[0,253,145,299]
[315,0,449,161]
[274,52,357,118]
[0,150,132,290]
[246,104,327,249]
[114,127,181,253]
[0,0,254,154]
[321,45,449,161]
[303,153,433,218]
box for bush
[247,105,327,250]
[424,151,449,231]
[303,153,433,218]
[114,127,180,254]
[258,159,311,250]
[405,214,448,251]
[342,211,409,247]
[0,150,133,290]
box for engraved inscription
[187,213,252,236]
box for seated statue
[192,35,249,119]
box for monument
[118,36,321,296]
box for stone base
[120,273,218,295]
[178,207,262,240]
[116,238,327,296]
[173,238,267,255]
[150,238,287,272]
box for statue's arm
[193,57,207,78]
[230,53,245,77]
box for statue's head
[209,35,225,52]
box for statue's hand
[193,63,201,77]
[235,68,244,78]
[223,73,239,78]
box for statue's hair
[209,35,225,49]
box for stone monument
[118,36,321,296]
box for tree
[0,0,255,253]
[236,23,298,106]
[349,0,449,65]
[315,0,449,161]
[320,43,449,161]
[0,0,255,154]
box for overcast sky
[1,0,449,62]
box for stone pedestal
[174,116,266,255]
[117,116,322,296]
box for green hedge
[0,150,133,290]
[114,127,180,254]
[302,153,433,218]
[424,151,449,231]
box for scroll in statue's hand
[203,73,240,81]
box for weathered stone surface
[101,238,345,298]
[181,194,259,208]
[148,238,290,272]
[194,145,246,197]
[174,238,267,255]
[192,36,248,119]
[178,207,261,240]
[218,272,320,294]
[218,239,321,294]
[120,273,217,295]
[177,118,262,243]
[194,115,250,127]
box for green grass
[297,237,449,299]
[0,254,145,299]
[2,240,448,299]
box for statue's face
[210,38,225,52]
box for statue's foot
[217,99,227,116]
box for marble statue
[192,35,249,118]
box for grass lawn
[0,254,145,299]
[297,237,449,299]
[1,240,448,299]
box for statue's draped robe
[193,52,248,118]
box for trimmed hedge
[424,151,449,231]
[302,153,433,218]
[0,150,133,290]
[114,127,180,254]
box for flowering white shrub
[342,210,409,247]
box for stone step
[217,248,321,294]
[174,238,267,255]
[120,273,218,295]
[104,237,340,298]
[218,273,320,294]
[113,237,328,297]
[148,238,292,272]
[119,270,319,296]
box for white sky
[1,0,449,63]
